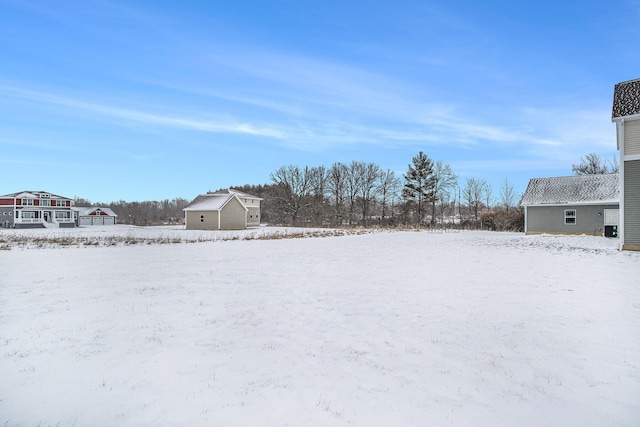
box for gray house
[612,78,640,250]
[521,174,619,236]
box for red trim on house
[0,198,13,206]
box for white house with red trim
[0,191,75,228]
[72,206,118,226]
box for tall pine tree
[403,151,436,226]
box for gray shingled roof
[612,78,640,119]
[520,174,619,206]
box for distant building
[183,189,262,230]
[520,174,619,236]
[0,191,75,228]
[612,78,640,250]
[72,207,118,226]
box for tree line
[262,152,523,230]
[73,197,191,226]
[74,151,614,230]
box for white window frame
[564,209,576,225]
[22,198,34,206]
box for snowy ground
[1,227,639,426]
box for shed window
[564,209,576,225]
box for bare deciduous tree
[345,161,364,225]
[484,182,493,212]
[463,177,487,223]
[358,163,383,226]
[378,169,400,221]
[269,164,311,226]
[431,161,457,225]
[572,153,619,175]
[308,166,328,226]
[327,162,348,226]
[499,179,517,211]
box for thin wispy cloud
[0,84,285,139]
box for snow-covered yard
[1,227,639,426]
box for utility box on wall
[604,209,619,238]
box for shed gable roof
[183,193,247,212]
[612,78,640,119]
[520,174,619,206]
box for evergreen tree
[402,151,436,226]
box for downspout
[616,119,625,250]
[523,205,528,234]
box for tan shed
[183,193,248,230]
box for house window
[55,200,66,207]
[22,198,34,206]
[40,199,51,207]
[564,209,576,225]
[200,215,204,222]
[55,211,71,219]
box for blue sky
[1,0,638,203]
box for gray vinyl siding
[624,120,640,156]
[0,207,13,227]
[624,160,640,245]
[526,204,618,235]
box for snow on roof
[72,207,118,217]
[612,78,640,119]
[183,193,246,211]
[1,191,70,199]
[210,188,263,201]
[521,174,619,206]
